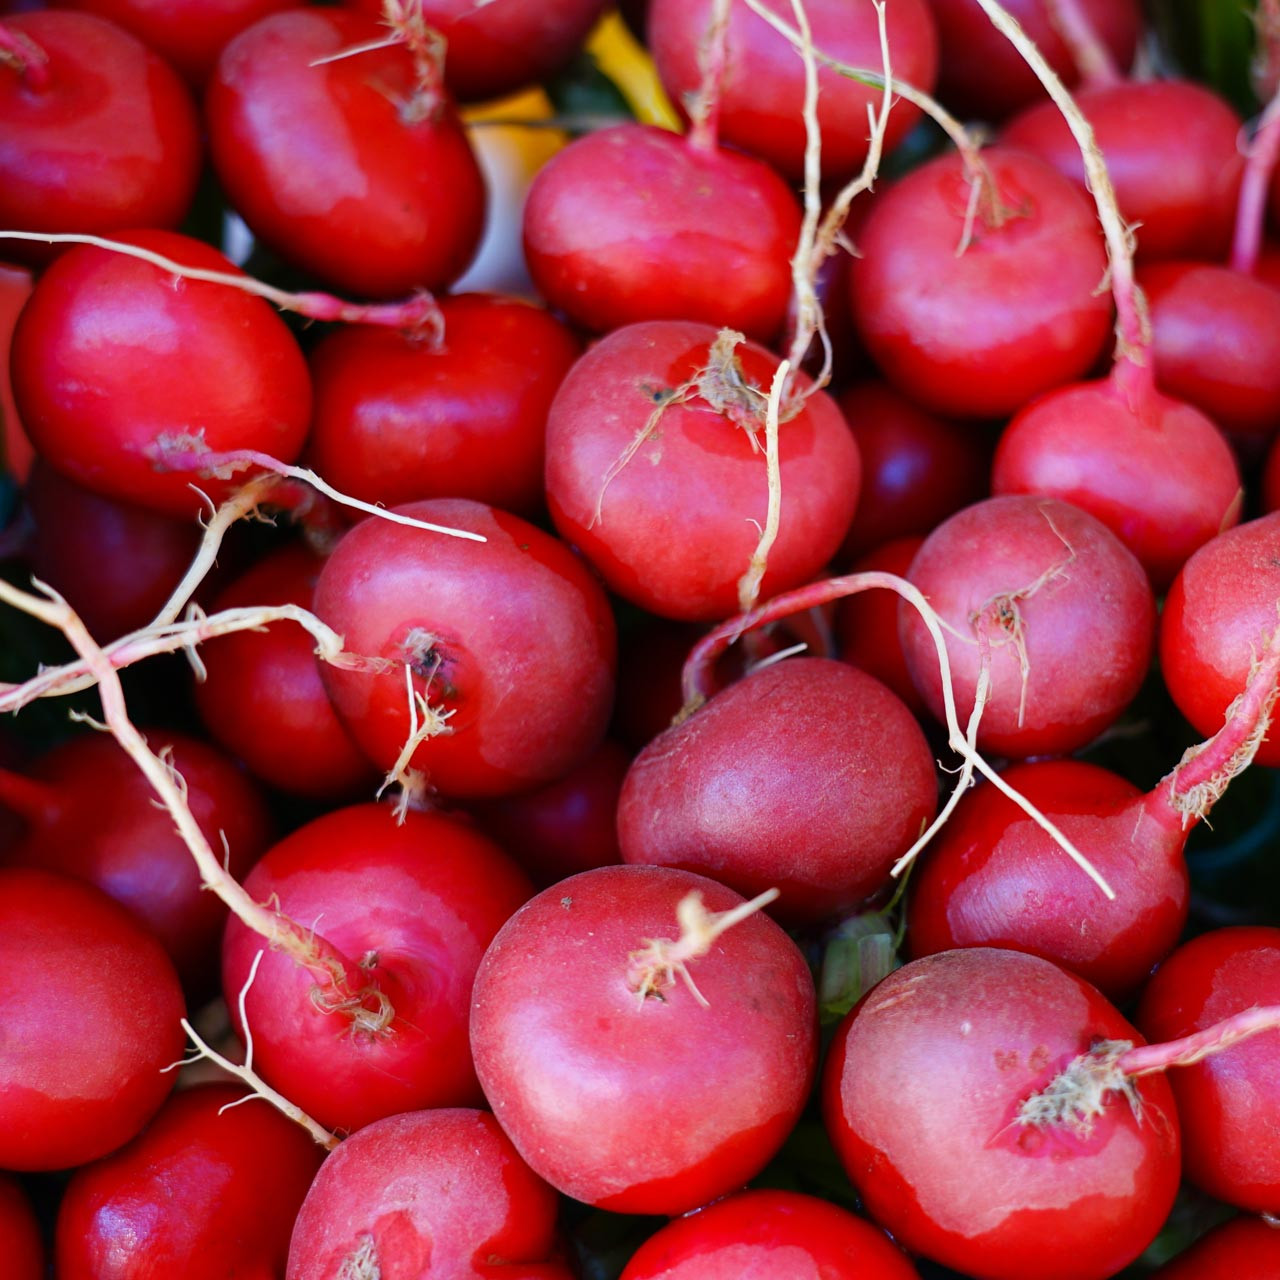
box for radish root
[167,949,341,1150]
[375,662,455,822]
[627,888,780,1008]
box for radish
[221,802,534,1133]
[56,1083,324,1280]
[849,146,1111,418]
[822,946,1181,1280]
[0,867,186,1171]
[522,122,802,341]
[899,494,1155,758]
[305,293,580,520]
[0,729,272,991]
[0,261,33,483]
[647,0,938,182]
[1161,513,1280,769]
[1150,1216,1280,1278]
[1138,927,1280,1213]
[9,230,312,518]
[54,0,295,85]
[313,497,616,800]
[0,1175,41,1280]
[543,320,860,622]
[0,10,201,249]
[206,7,486,298]
[618,1188,920,1279]
[345,0,610,103]
[192,542,378,800]
[285,1108,571,1279]
[618,655,937,926]
[925,0,1140,120]
[470,865,817,1214]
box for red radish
[905,760,1186,999]
[1138,261,1280,444]
[56,1083,324,1280]
[822,947,1180,1280]
[472,737,629,888]
[221,803,533,1133]
[286,1108,571,1280]
[1002,79,1245,262]
[850,147,1111,418]
[305,293,579,520]
[1138,927,1280,1213]
[9,230,312,518]
[193,542,379,800]
[55,0,294,84]
[314,498,616,800]
[206,8,486,299]
[1160,513,1280,769]
[925,0,1140,120]
[25,460,202,642]
[835,536,926,713]
[522,122,802,341]
[647,0,938,182]
[544,320,860,622]
[1150,1216,1280,1278]
[0,11,201,250]
[618,656,937,926]
[470,865,817,1214]
[0,262,33,482]
[837,381,989,560]
[899,495,1155,758]
[0,1176,41,1280]
[619,1189,920,1279]
[0,867,185,1171]
[345,0,609,103]
[0,730,272,990]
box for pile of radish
[4,0,1280,1276]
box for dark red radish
[837,380,989,560]
[1150,1216,1280,1278]
[314,498,616,800]
[25,460,201,642]
[1138,927,1280,1213]
[647,0,938,183]
[619,1188,920,1279]
[0,730,271,990]
[192,542,378,800]
[56,1083,324,1280]
[523,122,802,342]
[0,1175,42,1280]
[470,864,817,1214]
[835,536,925,714]
[1266,434,1280,514]
[822,947,1180,1280]
[472,737,629,888]
[544,320,860,622]
[9,230,312,518]
[619,656,937,926]
[222,803,533,1134]
[905,755,1192,999]
[613,617,710,751]
[55,0,294,84]
[305,293,579,520]
[0,261,33,482]
[0,867,185,1171]
[206,8,486,299]
[925,0,1140,121]
[1138,261,1280,444]
[898,495,1155,759]
[345,0,608,103]
[286,1108,570,1280]
[849,147,1111,418]
[0,11,201,252]
[1003,79,1245,262]
[1161,514,1280,769]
